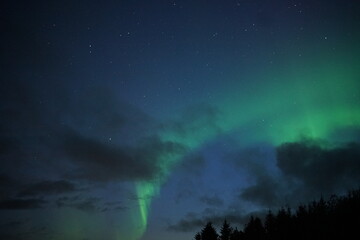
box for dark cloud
[225,145,284,207]
[240,175,280,208]
[167,209,264,232]
[55,196,78,208]
[113,206,128,211]
[0,73,187,186]
[199,195,224,207]
[18,180,76,197]
[277,140,360,192]
[55,195,127,212]
[62,131,186,182]
[1,65,200,192]
[62,131,148,181]
[167,217,204,232]
[1,67,221,196]
[102,201,128,212]
[56,196,100,212]
[101,205,128,212]
[72,200,99,212]
[238,139,360,208]
[0,198,46,210]
[0,177,79,213]
[104,200,123,206]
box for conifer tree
[220,220,232,240]
[194,232,201,240]
[201,222,218,240]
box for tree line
[193,189,360,240]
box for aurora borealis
[1,1,360,240]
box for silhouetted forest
[194,189,360,240]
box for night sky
[1,1,360,239]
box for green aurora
[133,54,360,239]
